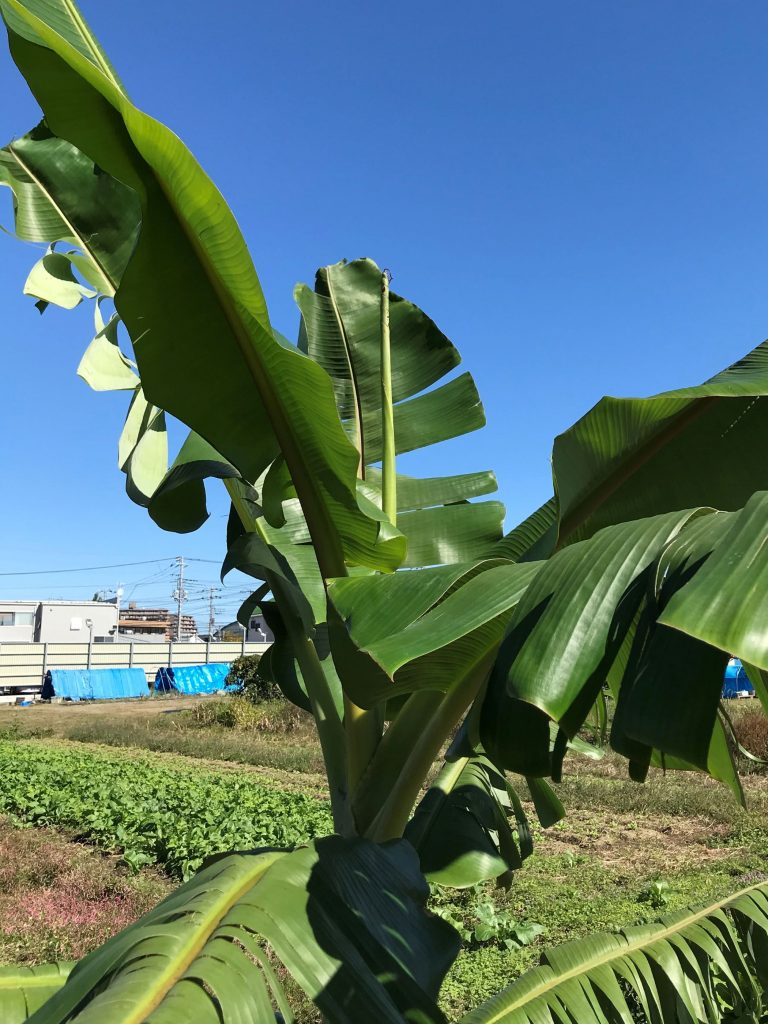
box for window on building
[0,611,34,626]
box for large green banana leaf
[23,838,459,1024]
[328,559,541,707]
[495,337,768,561]
[553,340,768,545]
[0,963,73,1024]
[331,499,763,828]
[657,489,768,672]
[461,879,768,1024]
[0,0,403,574]
[290,258,504,564]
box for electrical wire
[0,557,182,577]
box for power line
[0,557,181,577]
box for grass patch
[0,816,171,965]
[0,696,325,775]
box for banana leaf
[24,838,460,1024]
[0,963,73,1024]
[461,879,768,1024]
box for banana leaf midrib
[475,877,765,1022]
[324,268,366,474]
[557,396,718,544]
[6,140,118,296]
[100,851,283,1024]
[59,0,120,87]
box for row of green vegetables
[0,741,332,878]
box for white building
[0,600,118,643]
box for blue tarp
[42,668,148,701]
[722,658,755,698]
[154,663,233,695]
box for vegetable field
[0,741,332,879]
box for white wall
[37,603,117,643]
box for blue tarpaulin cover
[722,658,755,698]
[42,668,148,701]
[154,663,232,695]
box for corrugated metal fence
[0,641,270,692]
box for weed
[729,705,768,767]
[638,880,670,909]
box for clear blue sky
[1,1,768,625]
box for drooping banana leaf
[480,508,705,777]
[0,121,167,504]
[328,558,542,707]
[0,0,403,574]
[148,431,239,533]
[0,963,73,1024]
[334,501,758,848]
[23,244,95,310]
[460,879,768,1024]
[657,489,768,672]
[404,755,532,888]
[0,120,139,290]
[76,305,138,392]
[25,839,460,1024]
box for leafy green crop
[0,741,332,879]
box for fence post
[129,641,134,668]
[41,642,48,685]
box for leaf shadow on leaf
[305,837,460,1023]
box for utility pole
[207,586,219,641]
[172,556,186,641]
[113,583,123,643]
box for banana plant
[3,1,768,1021]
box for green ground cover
[1,701,768,1018]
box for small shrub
[190,697,304,733]
[225,655,281,702]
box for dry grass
[0,817,171,965]
[0,695,325,776]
